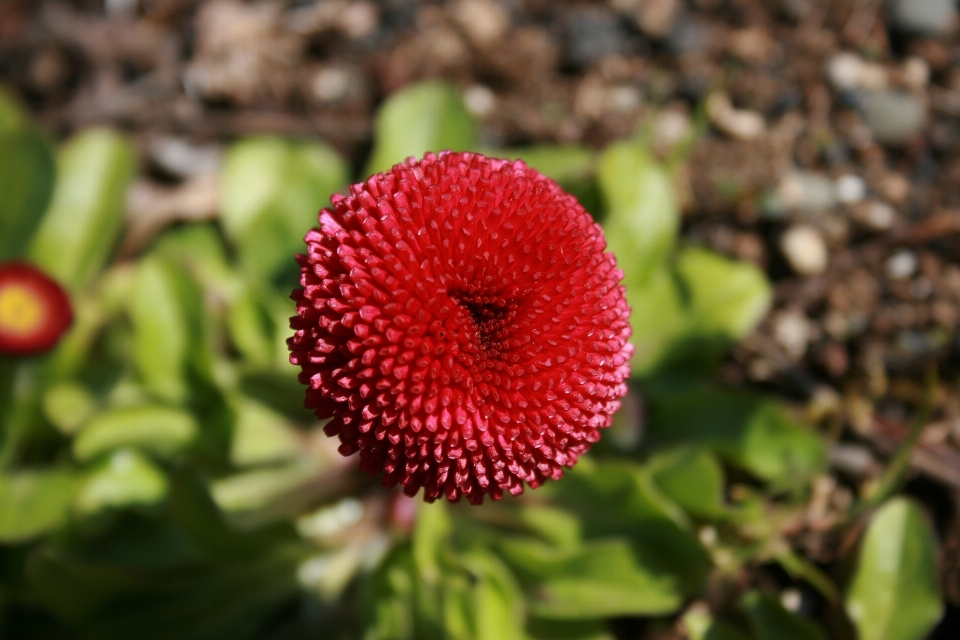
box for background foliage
[0,80,946,640]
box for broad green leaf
[29,128,136,291]
[220,136,347,283]
[627,264,690,374]
[845,498,944,640]
[42,381,97,435]
[599,141,678,287]
[229,397,301,467]
[676,248,771,342]
[649,448,726,519]
[73,404,197,462]
[210,462,321,528]
[0,86,27,132]
[0,128,56,261]
[127,256,197,403]
[648,388,826,487]
[518,506,582,550]
[0,468,78,542]
[499,538,682,618]
[74,450,168,514]
[414,501,452,585]
[465,550,527,640]
[741,591,827,640]
[542,460,712,595]
[227,288,277,367]
[365,81,477,175]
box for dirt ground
[2,0,960,633]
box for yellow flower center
[0,284,44,336]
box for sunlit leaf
[229,397,301,468]
[845,498,944,640]
[221,136,348,283]
[599,141,678,287]
[227,287,277,367]
[42,381,97,435]
[500,538,682,618]
[365,81,477,175]
[0,468,78,543]
[74,450,168,515]
[29,128,136,291]
[0,86,28,133]
[741,591,826,640]
[72,404,198,462]
[0,127,56,261]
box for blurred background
[1,0,959,639]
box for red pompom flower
[289,152,632,503]
[0,261,73,356]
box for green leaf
[72,404,198,462]
[127,255,198,403]
[0,86,28,133]
[74,449,168,514]
[413,501,452,585]
[648,388,826,487]
[0,128,56,261]
[676,248,771,343]
[42,381,97,435]
[741,591,827,640]
[227,288,277,367]
[845,498,944,640]
[209,462,322,528]
[0,468,79,542]
[542,460,712,595]
[220,136,348,283]
[683,609,751,640]
[500,538,682,619]
[229,397,300,468]
[29,128,136,291]
[648,447,726,519]
[365,81,477,175]
[465,550,527,640]
[598,141,678,287]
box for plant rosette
[0,261,73,356]
[289,151,632,504]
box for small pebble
[774,310,812,357]
[901,56,931,91]
[886,250,918,279]
[835,174,866,204]
[463,84,496,118]
[777,171,836,214]
[449,0,510,46]
[861,90,927,144]
[706,91,765,140]
[311,67,351,103]
[887,0,957,37]
[150,137,222,178]
[780,225,828,275]
[856,200,897,231]
[825,53,887,91]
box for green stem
[863,366,937,509]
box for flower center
[449,290,516,360]
[0,284,44,336]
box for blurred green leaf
[676,248,771,343]
[210,462,323,528]
[227,287,277,367]
[845,498,944,640]
[42,381,97,435]
[221,136,347,283]
[365,81,477,175]
[0,468,78,543]
[630,248,771,375]
[29,128,136,291]
[684,609,751,640]
[517,506,582,550]
[741,591,826,640]
[648,388,826,487]
[0,127,56,261]
[648,447,726,519]
[74,449,169,514]
[0,86,28,132]
[229,397,300,468]
[465,549,527,640]
[500,538,681,619]
[599,141,678,288]
[127,255,198,403]
[414,501,452,585]
[72,404,198,462]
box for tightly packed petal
[289,152,632,503]
[0,261,73,356]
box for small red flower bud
[0,261,73,356]
[289,152,632,504]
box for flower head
[289,152,632,503]
[0,261,73,356]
